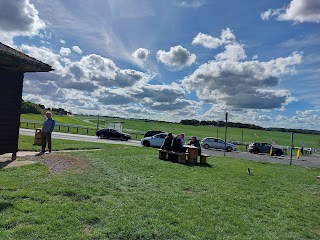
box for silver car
[141,133,167,147]
[201,137,236,151]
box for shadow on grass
[0,160,14,169]
[184,162,213,168]
[160,159,213,168]
[0,202,13,212]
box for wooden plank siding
[0,41,52,155]
[0,70,23,154]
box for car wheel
[120,136,124,141]
[203,144,209,149]
[143,140,150,147]
[99,134,105,139]
[226,146,232,152]
[253,149,260,154]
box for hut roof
[0,42,53,72]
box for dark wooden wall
[0,69,23,154]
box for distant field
[21,114,320,148]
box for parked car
[200,137,236,152]
[144,130,165,138]
[248,142,283,155]
[96,128,131,141]
[141,133,167,147]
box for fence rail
[20,119,96,135]
[20,119,145,139]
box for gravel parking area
[202,148,320,168]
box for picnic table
[183,145,199,164]
[158,145,210,164]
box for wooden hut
[0,42,53,159]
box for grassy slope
[21,114,320,148]
[0,145,319,239]
[100,117,320,148]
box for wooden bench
[200,154,210,163]
[158,149,189,164]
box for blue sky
[1,0,320,130]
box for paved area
[202,148,320,168]
[0,149,104,169]
[0,151,39,169]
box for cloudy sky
[1,0,320,130]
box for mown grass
[18,135,111,151]
[88,117,320,148]
[21,114,320,148]
[1,144,319,239]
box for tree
[21,100,42,114]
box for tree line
[21,100,72,115]
[180,119,320,135]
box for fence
[20,119,145,139]
[20,119,97,135]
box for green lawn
[0,139,319,239]
[18,135,113,151]
[21,114,320,148]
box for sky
[1,0,320,130]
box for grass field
[1,138,319,239]
[18,135,112,151]
[21,114,320,149]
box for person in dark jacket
[41,111,55,154]
[161,133,173,150]
[188,136,201,155]
[172,134,184,153]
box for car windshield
[153,133,166,138]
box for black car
[96,128,131,141]
[248,142,283,156]
[143,130,165,138]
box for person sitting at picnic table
[180,133,185,146]
[172,133,185,152]
[161,132,173,150]
[168,133,185,162]
[188,136,201,155]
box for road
[20,129,320,168]
[20,128,141,147]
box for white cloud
[176,0,206,8]
[275,108,320,130]
[156,45,196,69]
[72,46,82,54]
[132,48,150,61]
[131,83,185,103]
[192,28,236,49]
[59,47,71,56]
[192,33,223,49]
[21,44,64,73]
[182,51,302,110]
[65,54,117,83]
[220,28,236,43]
[261,0,320,23]
[0,0,45,45]
[60,39,66,44]
[215,43,247,61]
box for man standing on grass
[41,111,55,154]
